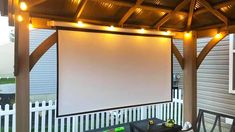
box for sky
[0,16,12,46]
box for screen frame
[56,27,173,117]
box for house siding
[30,29,57,95]
[197,36,235,117]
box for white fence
[0,89,183,132]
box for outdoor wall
[30,29,57,97]
[174,36,235,130]
[197,36,235,130]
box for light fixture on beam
[215,33,222,39]
[138,28,145,33]
[107,25,115,31]
[184,31,191,38]
[163,30,171,35]
[17,15,23,22]
[29,19,33,30]
[20,2,27,11]
[77,21,84,27]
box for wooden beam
[197,31,228,69]
[118,0,144,26]
[154,0,190,29]
[0,0,6,16]
[187,0,196,30]
[183,31,197,124]
[30,12,74,21]
[173,43,184,69]
[77,18,185,32]
[29,32,57,71]
[29,0,47,7]
[199,0,228,25]
[8,0,14,26]
[15,11,30,132]
[194,0,235,16]
[30,17,52,29]
[74,0,88,21]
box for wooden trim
[183,31,197,124]
[29,32,57,71]
[196,31,228,69]
[187,0,196,30]
[153,0,190,29]
[118,0,144,26]
[74,0,88,21]
[199,0,228,25]
[173,44,184,69]
[194,0,235,16]
[15,11,30,132]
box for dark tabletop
[130,118,182,132]
[87,118,182,132]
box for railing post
[141,106,147,120]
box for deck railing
[0,89,183,132]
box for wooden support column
[15,11,30,132]
[183,31,197,124]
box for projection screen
[57,29,172,117]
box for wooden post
[15,11,30,132]
[183,31,197,124]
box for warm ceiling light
[77,21,84,27]
[138,28,145,33]
[107,25,115,31]
[215,33,222,38]
[164,30,171,35]
[17,15,23,22]
[20,2,27,11]
[29,19,33,30]
[184,32,191,38]
[29,23,33,30]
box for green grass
[0,78,15,84]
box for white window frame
[229,34,235,94]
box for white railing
[0,89,183,132]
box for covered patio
[1,0,235,131]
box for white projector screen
[57,29,172,117]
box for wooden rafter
[153,0,190,29]
[118,0,144,26]
[197,31,228,69]
[194,0,235,16]
[187,0,196,30]
[173,44,184,69]
[199,0,228,25]
[92,0,188,16]
[74,0,88,21]
[29,32,57,71]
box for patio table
[87,118,182,132]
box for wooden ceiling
[2,0,235,31]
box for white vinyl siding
[30,29,57,95]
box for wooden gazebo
[1,0,235,131]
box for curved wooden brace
[29,32,57,71]
[197,31,228,69]
[173,44,184,69]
